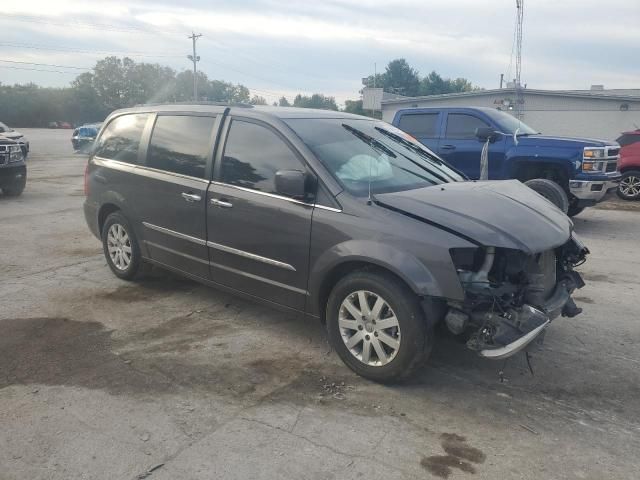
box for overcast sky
[1,0,638,105]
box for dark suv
[84,104,588,382]
[0,137,27,196]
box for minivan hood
[375,180,572,254]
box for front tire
[617,170,640,200]
[326,269,432,383]
[567,205,585,217]
[524,178,569,213]
[2,175,26,197]
[101,212,144,280]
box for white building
[381,87,640,142]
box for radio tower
[515,0,524,119]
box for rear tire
[326,269,432,383]
[617,170,640,200]
[101,212,144,280]
[524,178,569,213]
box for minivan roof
[112,103,367,121]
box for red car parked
[617,130,640,200]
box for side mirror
[275,170,306,199]
[475,127,500,142]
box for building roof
[381,88,640,105]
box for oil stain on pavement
[421,433,486,478]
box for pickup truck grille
[606,161,618,172]
[606,147,620,158]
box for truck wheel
[524,178,569,213]
[102,212,145,280]
[326,269,432,383]
[2,176,26,197]
[567,205,585,217]
[617,170,640,200]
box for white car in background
[0,122,29,158]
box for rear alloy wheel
[617,170,640,200]
[101,212,144,280]
[524,178,569,213]
[327,270,431,383]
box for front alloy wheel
[327,270,432,383]
[339,291,401,366]
[617,171,640,200]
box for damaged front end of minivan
[445,236,589,359]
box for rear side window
[445,114,489,139]
[147,115,216,179]
[221,120,303,194]
[397,113,439,137]
[95,114,148,164]
[616,134,640,147]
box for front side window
[147,115,216,179]
[221,120,304,194]
[397,113,439,138]
[95,114,148,164]
[445,114,490,140]
[286,118,464,196]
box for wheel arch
[511,159,571,190]
[309,241,446,323]
[97,203,121,235]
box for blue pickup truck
[392,107,621,216]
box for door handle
[440,144,456,150]
[210,198,233,208]
[181,192,202,202]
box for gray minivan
[84,104,588,382]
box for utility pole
[514,0,524,119]
[187,32,202,101]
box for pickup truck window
[221,119,303,195]
[95,114,148,164]
[445,114,490,139]
[485,109,538,135]
[397,113,438,137]
[147,115,216,179]
[286,118,463,196]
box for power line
[0,65,79,74]
[0,59,90,70]
[0,41,184,58]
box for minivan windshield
[286,118,465,196]
[485,110,538,136]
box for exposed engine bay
[446,235,589,359]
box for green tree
[363,59,476,97]
[250,95,268,105]
[293,93,338,110]
[278,96,291,107]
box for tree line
[0,57,476,127]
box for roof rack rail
[133,101,254,108]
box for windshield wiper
[373,126,459,183]
[342,124,397,158]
